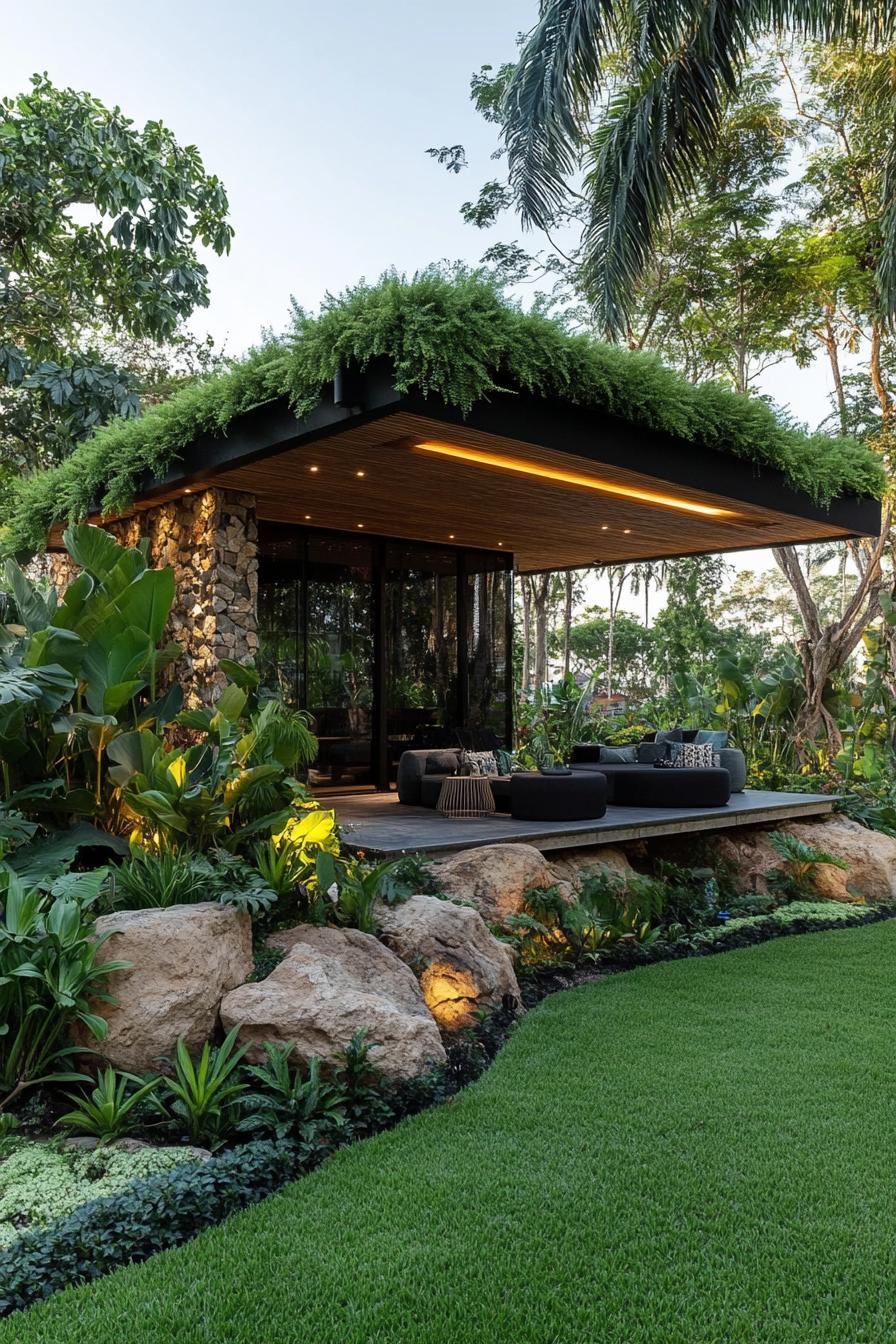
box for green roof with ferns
[2,269,886,556]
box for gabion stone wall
[36,488,259,707]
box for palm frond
[504,0,623,226]
[502,0,894,332]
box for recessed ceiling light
[184,488,192,495]
[304,514,311,520]
[498,541,504,547]
[623,528,632,534]
[357,523,364,529]
[449,533,455,540]
[601,524,608,530]
[309,465,319,473]
[356,470,365,477]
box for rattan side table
[436,775,496,819]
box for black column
[372,540,388,790]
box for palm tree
[502,2,896,335]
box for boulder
[548,845,634,891]
[783,816,896,902]
[433,843,556,925]
[704,816,896,903]
[222,925,445,1079]
[376,895,522,1030]
[703,828,786,896]
[78,903,253,1073]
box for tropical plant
[108,849,207,910]
[57,1067,161,1144]
[525,673,595,767]
[104,848,276,917]
[0,873,129,1111]
[332,1029,393,1139]
[652,859,720,932]
[155,1027,249,1149]
[113,686,319,855]
[0,524,182,835]
[766,831,850,900]
[512,873,664,965]
[313,851,414,934]
[237,1045,347,1153]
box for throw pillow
[494,748,514,776]
[462,749,498,776]
[696,729,729,751]
[655,728,683,745]
[572,743,602,764]
[670,741,715,769]
[599,745,638,764]
[680,729,700,743]
[636,741,670,765]
[426,749,462,775]
[640,729,658,743]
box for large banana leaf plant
[0,523,181,836]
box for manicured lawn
[5,922,896,1343]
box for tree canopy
[0,74,233,472]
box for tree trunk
[562,570,573,676]
[532,573,551,689]
[520,577,532,695]
[772,527,888,760]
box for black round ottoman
[611,766,730,807]
[510,771,607,821]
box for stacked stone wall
[30,489,258,706]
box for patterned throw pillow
[670,741,715,769]
[462,750,498,776]
[655,728,683,745]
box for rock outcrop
[433,843,556,925]
[376,894,521,1029]
[79,903,253,1072]
[784,816,896,902]
[223,925,445,1079]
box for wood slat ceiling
[195,410,857,571]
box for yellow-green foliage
[0,1140,195,1247]
[2,268,886,557]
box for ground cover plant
[0,1138,195,1247]
[3,920,896,1341]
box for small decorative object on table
[538,764,573,776]
[437,774,496,818]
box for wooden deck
[333,789,837,859]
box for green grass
[5,921,896,1342]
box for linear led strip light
[414,440,743,520]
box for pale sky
[5,1,849,613]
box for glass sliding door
[257,524,512,792]
[257,524,304,706]
[385,544,458,781]
[305,535,375,790]
[463,551,513,743]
